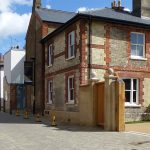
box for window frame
[48,44,53,66]
[47,80,53,104]
[67,75,75,104]
[123,78,140,107]
[131,32,145,59]
[67,31,75,60]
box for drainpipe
[88,15,92,79]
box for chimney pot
[112,0,117,9]
[32,0,41,12]
[118,0,121,7]
[114,0,117,7]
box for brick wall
[45,70,80,111]
[25,11,62,114]
[44,18,150,122]
[45,20,82,112]
[90,21,106,80]
[90,22,150,121]
[3,77,17,113]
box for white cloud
[14,0,32,6]
[124,8,131,12]
[76,7,88,12]
[46,4,51,9]
[76,7,98,12]
[0,0,32,12]
[0,0,12,12]
[0,12,31,39]
[0,0,32,39]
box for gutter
[41,13,150,44]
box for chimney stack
[132,0,150,18]
[32,0,41,12]
[112,0,117,9]
[111,0,124,11]
[118,0,121,7]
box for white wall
[11,50,25,84]
[0,69,4,98]
[4,51,11,83]
[4,49,25,84]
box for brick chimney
[32,0,41,12]
[111,0,124,11]
[132,0,150,18]
[111,0,117,9]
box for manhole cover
[129,141,150,146]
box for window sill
[66,56,75,61]
[125,104,141,108]
[130,56,147,61]
[47,102,53,105]
[66,101,75,105]
[48,65,53,68]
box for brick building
[0,54,4,111]
[25,0,75,114]
[41,0,150,124]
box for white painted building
[4,48,25,84]
[3,47,25,113]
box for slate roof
[35,8,76,23]
[41,8,150,43]
[80,8,150,26]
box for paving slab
[0,112,150,150]
[126,123,150,134]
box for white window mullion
[48,80,53,104]
[67,76,75,104]
[49,47,51,65]
[136,79,139,105]
[67,31,75,59]
[131,79,133,104]
[123,78,140,106]
[48,44,53,66]
[71,31,75,46]
[68,78,70,101]
[68,34,71,58]
[143,34,145,57]
[131,32,145,58]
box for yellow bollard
[16,109,20,116]
[35,113,42,122]
[24,111,29,119]
[51,115,57,126]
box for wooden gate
[95,82,104,127]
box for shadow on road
[0,112,39,124]
[0,112,104,132]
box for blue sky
[0,0,132,54]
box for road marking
[125,131,150,137]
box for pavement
[125,123,150,134]
[0,112,150,150]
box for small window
[48,44,53,66]
[68,31,75,59]
[68,76,75,104]
[131,32,145,58]
[48,80,53,104]
[123,78,139,106]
